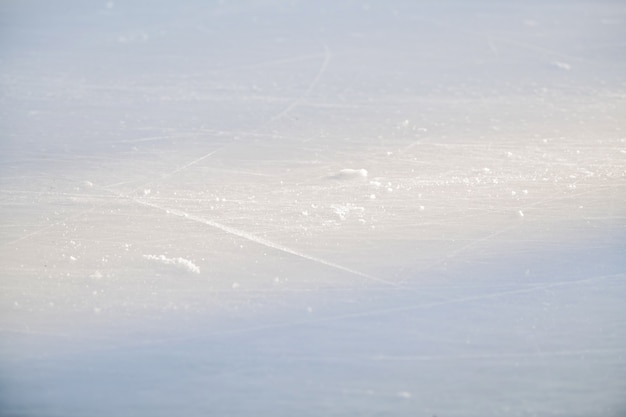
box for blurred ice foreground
[1,0,625,415]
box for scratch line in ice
[133,197,401,288]
[162,149,219,180]
[269,44,331,123]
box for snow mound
[330,168,368,180]
[143,254,200,274]
[331,203,365,220]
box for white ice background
[1,0,625,416]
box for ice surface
[1,0,625,416]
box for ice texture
[1,0,625,416]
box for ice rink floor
[1,1,625,415]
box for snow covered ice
[1,0,625,416]
[143,254,201,274]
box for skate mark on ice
[1,207,95,247]
[269,44,331,124]
[294,347,626,363]
[397,223,520,286]
[194,49,328,75]
[197,271,624,338]
[120,148,220,195]
[98,272,624,353]
[121,194,404,288]
[53,271,623,357]
[415,15,597,67]
[160,149,220,180]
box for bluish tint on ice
[1,0,625,416]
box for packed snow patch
[330,168,368,180]
[331,203,365,220]
[551,60,572,71]
[143,254,201,274]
